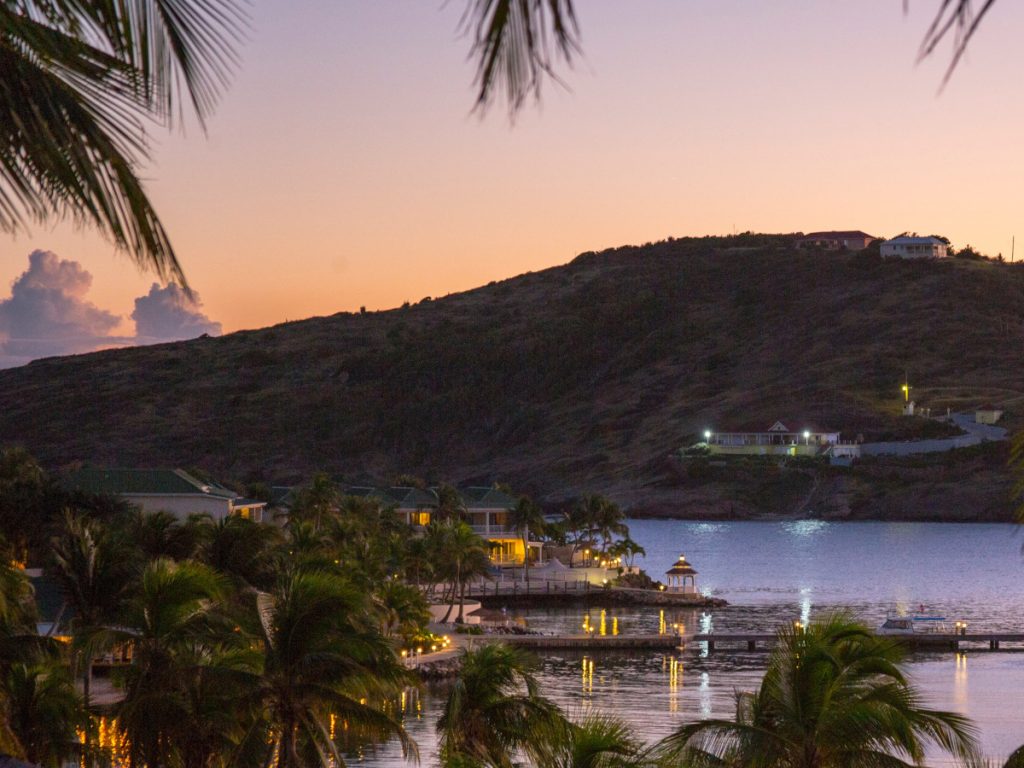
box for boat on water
[877,606,956,635]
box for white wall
[881,243,947,259]
[124,494,232,521]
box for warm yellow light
[401,650,407,657]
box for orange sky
[3,1,1023,337]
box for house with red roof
[795,231,878,251]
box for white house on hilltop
[706,421,841,457]
[880,236,948,259]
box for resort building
[64,468,267,522]
[795,231,877,251]
[705,421,841,457]
[459,486,544,567]
[346,486,435,529]
[343,484,542,567]
[880,236,948,259]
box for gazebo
[665,554,698,594]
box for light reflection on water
[360,520,1024,766]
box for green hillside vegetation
[2,234,1023,520]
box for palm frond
[461,0,580,117]
[0,0,247,282]
[914,0,1000,85]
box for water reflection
[666,656,682,713]
[699,671,712,718]
[954,652,968,709]
[582,656,594,695]
[782,519,829,537]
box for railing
[464,579,593,596]
[469,524,529,536]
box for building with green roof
[345,485,437,529]
[458,486,543,567]
[63,468,266,522]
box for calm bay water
[361,520,1024,765]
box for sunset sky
[2,0,1023,361]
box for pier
[497,633,682,650]
[687,633,1024,652]
[470,631,1024,654]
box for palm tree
[3,661,83,768]
[607,537,645,569]
[569,495,624,564]
[373,578,430,644]
[553,714,643,768]
[591,497,626,556]
[403,535,434,588]
[0,448,55,562]
[658,611,981,768]
[289,474,341,532]
[434,521,492,623]
[162,641,263,768]
[1,0,247,282]
[507,496,545,583]
[438,643,568,768]
[284,519,338,572]
[50,511,134,714]
[0,552,36,632]
[115,558,228,768]
[125,509,203,562]
[250,569,414,768]
[434,483,467,523]
[197,514,284,591]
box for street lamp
[703,429,712,442]
[803,430,810,445]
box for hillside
[2,234,1023,520]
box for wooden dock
[688,633,1024,652]
[496,633,683,650]
[452,631,1024,654]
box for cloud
[131,283,222,343]
[0,250,123,368]
[0,251,225,369]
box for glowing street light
[703,430,712,441]
[803,430,810,445]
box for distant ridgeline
[0,233,1021,519]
